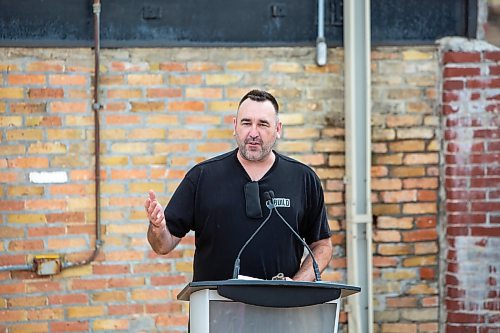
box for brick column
[442,45,500,332]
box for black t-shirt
[164,149,331,281]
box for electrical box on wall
[0,0,477,47]
[33,254,62,276]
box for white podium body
[177,280,361,333]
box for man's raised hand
[145,190,165,228]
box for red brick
[108,304,143,315]
[484,51,500,61]
[416,216,437,228]
[28,88,64,99]
[443,52,481,64]
[443,80,465,90]
[420,267,436,280]
[159,62,187,71]
[8,74,46,85]
[145,302,183,314]
[8,239,44,251]
[446,325,477,333]
[0,249,29,263]
[48,294,88,305]
[386,296,418,308]
[26,281,62,293]
[27,61,64,72]
[443,92,460,103]
[167,100,205,112]
[471,227,500,237]
[402,229,437,242]
[93,264,130,275]
[447,312,485,324]
[45,212,85,223]
[0,200,24,210]
[151,275,187,286]
[69,279,107,291]
[50,321,89,332]
[443,67,481,78]
[0,310,27,322]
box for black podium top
[178,279,361,308]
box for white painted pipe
[344,0,374,332]
[316,0,327,66]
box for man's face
[233,99,282,162]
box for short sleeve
[301,172,331,245]
[164,170,197,238]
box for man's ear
[276,121,283,139]
[233,117,237,135]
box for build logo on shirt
[272,197,290,208]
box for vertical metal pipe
[316,0,327,66]
[64,0,103,268]
[92,0,102,251]
[344,0,373,332]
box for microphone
[232,191,274,279]
[267,190,322,282]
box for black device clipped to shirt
[244,181,263,218]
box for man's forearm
[147,223,178,255]
[293,238,333,281]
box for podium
[178,279,361,333]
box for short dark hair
[238,89,279,114]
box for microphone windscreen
[263,191,271,201]
[268,190,275,198]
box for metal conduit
[0,0,103,273]
[63,0,104,269]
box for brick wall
[371,48,441,333]
[0,43,493,333]
[441,45,500,333]
[0,47,349,332]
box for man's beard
[237,136,276,161]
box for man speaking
[145,89,333,282]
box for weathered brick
[6,129,43,141]
[0,87,24,99]
[168,101,205,112]
[93,319,129,331]
[373,230,401,242]
[386,115,423,128]
[9,323,48,333]
[47,129,85,140]
[269,62,302,73]
[415,242,438,254]
[207,129,233,139]
[403,255,437,267]
[28,88,64,99]
[8,74,46,85]
[67,306,105,318]
[372,204,402,216]
[205,74,242,85]
[128,74,163,86]
[8,239,44,251]
[7,157,48,168]
[107,89,142,99]
[443,52,481,64]
[373,154,403,165]
[403,203,437,214]
[382,269,417,280]
[26,116,61,126]
[188,62,222,72]
[381,190,417,203]
[386,296,418,308]
[49,74,86,86]
[146,87,182,98]
[50,321,89,332]
[378,243,413,255]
